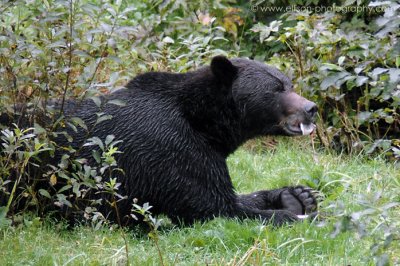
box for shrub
[248,0,399,157]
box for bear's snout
[280,92,317,136]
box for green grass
[1,138,399,265]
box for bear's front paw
[280,186,317,215]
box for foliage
[248,0,400,157]
[0,124,51,227]
[132,202,166,266]
[0,0,399,264]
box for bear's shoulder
[125,71,188,93]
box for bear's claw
[280,186,318,215]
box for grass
[1,138,399,265]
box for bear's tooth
[297,214,309,219]
[300,123,315,135]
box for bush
[248,0,399,157]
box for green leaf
[344,0,356,6]
[58,185,72,194]
[90,97,102,108]
[56,194,72,208]
[162,36,174,44]
[34,123,46,135]
[371,68,389,80]
[92,150,101,163]
[389,68,400,84]
[73,182,81,197]
[320,63,344,72]
[338,56,345,66]
[107,99,126,107]
[358,111,372,124]
[84,136,104,150]
[0,206,11,228]
[321,72,350,90]
[0,206,8,219]
[39,189,51,199]
[105,135,115,146]
[66,122,78,133]
[385,116,394,124]
[96,115,113,125]
[355,76,369,87]
[70,117,88,131]
[20,133,36,140]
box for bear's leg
[234,203,301,225]
[238,186,317,215]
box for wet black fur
[1,56,317,225]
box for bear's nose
[304,102,318,119]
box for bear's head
[211,56,317,138]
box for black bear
[3,56,319,225]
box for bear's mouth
[284,122,316,136]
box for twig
[112,196,130,266]
[59,0,74,116]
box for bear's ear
[211,56,238,87]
